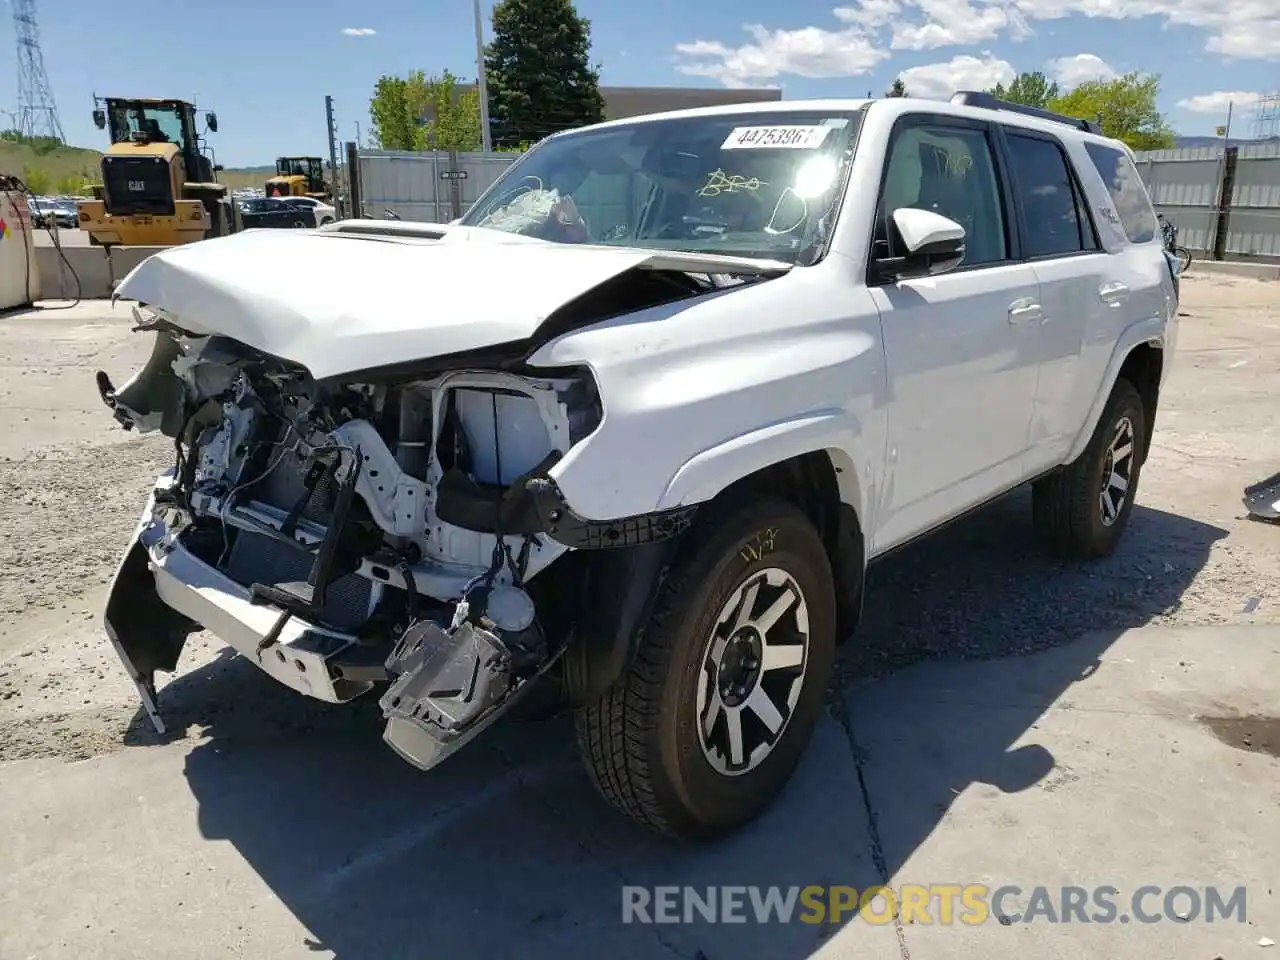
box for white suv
[98,92,1176,839]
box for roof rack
[949,91,1103,135]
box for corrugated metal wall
[1132,147,1223,253]
[1223,141,1280,259]
[1133,143,1280,261]
[355,150,519,223]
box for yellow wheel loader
[77,96,239,248]
[265,157,330,200]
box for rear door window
[1084,142,1157,244]
[1004,133,1097,258]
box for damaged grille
[225,531,372,633]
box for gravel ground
[1,276,1278,764]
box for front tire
[576,499,836,839]
[1033,377,1147,559]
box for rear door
[998,128,1109,468]
[867,113,1043,550]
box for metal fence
[1133,143,1280,261]
[354,150,519,223]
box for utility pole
[472,0,492,152]
[325,95,342,215]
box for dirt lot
[1,274,1278,762]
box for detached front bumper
[104,486,376,734]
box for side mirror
[92,109,106,130]
[205,112,218,132]
[214,164,224,172]
[873,207,966,282]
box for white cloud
[1176,90,1263,113]
[674,17,888,87]
[1049,53,1117,87]
[833,0,903,29]
[898,54,1016,98]
[341,27,376,36]
[891,0,1008,50]
[675,0,1279,89]
[1010,0,1280,61]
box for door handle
[1099,281,1130,304]
[1008,298,1044,324]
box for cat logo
[127,180,147,192]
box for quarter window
[877,123,1008,267]
[1005,134,1093,258]
[1084,142,1158,244]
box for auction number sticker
[721,125,833,150]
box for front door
[867,114,1041,552]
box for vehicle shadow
[129,488,1225,959]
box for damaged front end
[98,307,693,769]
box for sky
[1,0,1277,166]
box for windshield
[107,103,187,146]
[461,109,863,264]
[277,158,319,178]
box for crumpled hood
[113,225,789,379]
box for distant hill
[0,136,272,194]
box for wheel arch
[1065,323,1165,467]
[558,444,867,708]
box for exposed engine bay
[96,306,674,770]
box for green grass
[0,138,274,194]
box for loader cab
[98,99,213,186]
[266,156,327,197]
[81,95,231,248]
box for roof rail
[949,91,1103,135]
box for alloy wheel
[695,567,810,776]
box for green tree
[987,71,1060,108]
[55,173,88,195]
[369,70,484,151]
[369,75,416,150]
[416,70,483,150]
[885,78,908,98]
[1048,72,1175,150]
[22,164,52,195]
[485,0,605,147]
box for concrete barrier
[108,246,167,286]
[35,246,112,299]
[33,245,169,299]
[1190,259,1280,282]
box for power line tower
[12,0,65,142]
[1249,91,1280,141]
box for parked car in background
[27,198,77,229]
[237,196,318,229]
[279,195,337,226]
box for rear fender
[1064,318,1166,466]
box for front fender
[656,410,867,517]
[1063,316,1166,465]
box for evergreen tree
[485,0,606,148]
[885,78,909,98]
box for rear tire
[1175,246,1192,271]
[1032,377,1147,559]
[575,499,836,839]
